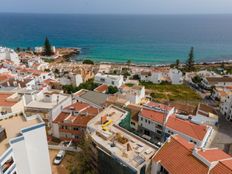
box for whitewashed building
[94,73,124,87]
[139,68,183,84]
[220,94,232,121]
[24,90,72,128]
[35,46,56,54]
[169,69,183,84]
[119,85,145,104]
[0,47,20,65]
[202,76,232,88]
[59,74,83,87]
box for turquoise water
[0,14,232,64]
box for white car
[53,150,65,165]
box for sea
[0,13,232,65]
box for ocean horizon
[0,13,232,64]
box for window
[156,124,163,130]
[190,140,197,144]
[168,130,173,135]
[131,122,135,126]
[144,130,150,136]
[111,81,115,85]
[2,157,14,173]
[100,78,105,82]
[156,130,162,135]
[73,127,79,131]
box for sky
[0,0,232,14]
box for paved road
[210,112,232,154]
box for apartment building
[87,105,157,174]
[52,101,100,142]
[220,94,232,121]
[152,135,232,174]
[0,114,51,174]
[136,102,212,147]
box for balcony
[2,157,14,174]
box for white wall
[22,124,52,174]
[94,73,124,87]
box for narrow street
[210,112,232,154]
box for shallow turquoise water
[0,14,232,64]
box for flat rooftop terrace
[88,105,156,170]
[26,94,68,109]
[0,115,40,156]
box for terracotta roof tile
[54,102,99,127]
[153,135,209,174]
[198,149,232,162]
[166,116,208,141]
[140,108,165,124]
[94,84,108,93]
[0,93,17,107]
[210,159,232,174]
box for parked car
[53,150,65,165]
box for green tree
[43,36,53,56]
[107,86,119,94]
[16,47,20,52]
[83,59,94,65]
[176,59,180,68]
[192,75,202,84]
[221,62,225,69]
[62,79,98,94]
[54,68,59,74]
[132,74,140,80]
[186,47,195,71]
[69,135,96,174]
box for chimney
[127,143,132,151]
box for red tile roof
[166,116,208,141]
[0,93,17,107]
[210,159,232,174]
[54,102,99,127]
[65,102,89,112]
[198,149,232,162]
[153,135,209,174]
[140,108,165,124]
[0,73,12,82]
[153,135,232,174]
[146,101,173,111]
[94,84,108,93]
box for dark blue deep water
[1,13,232,64]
